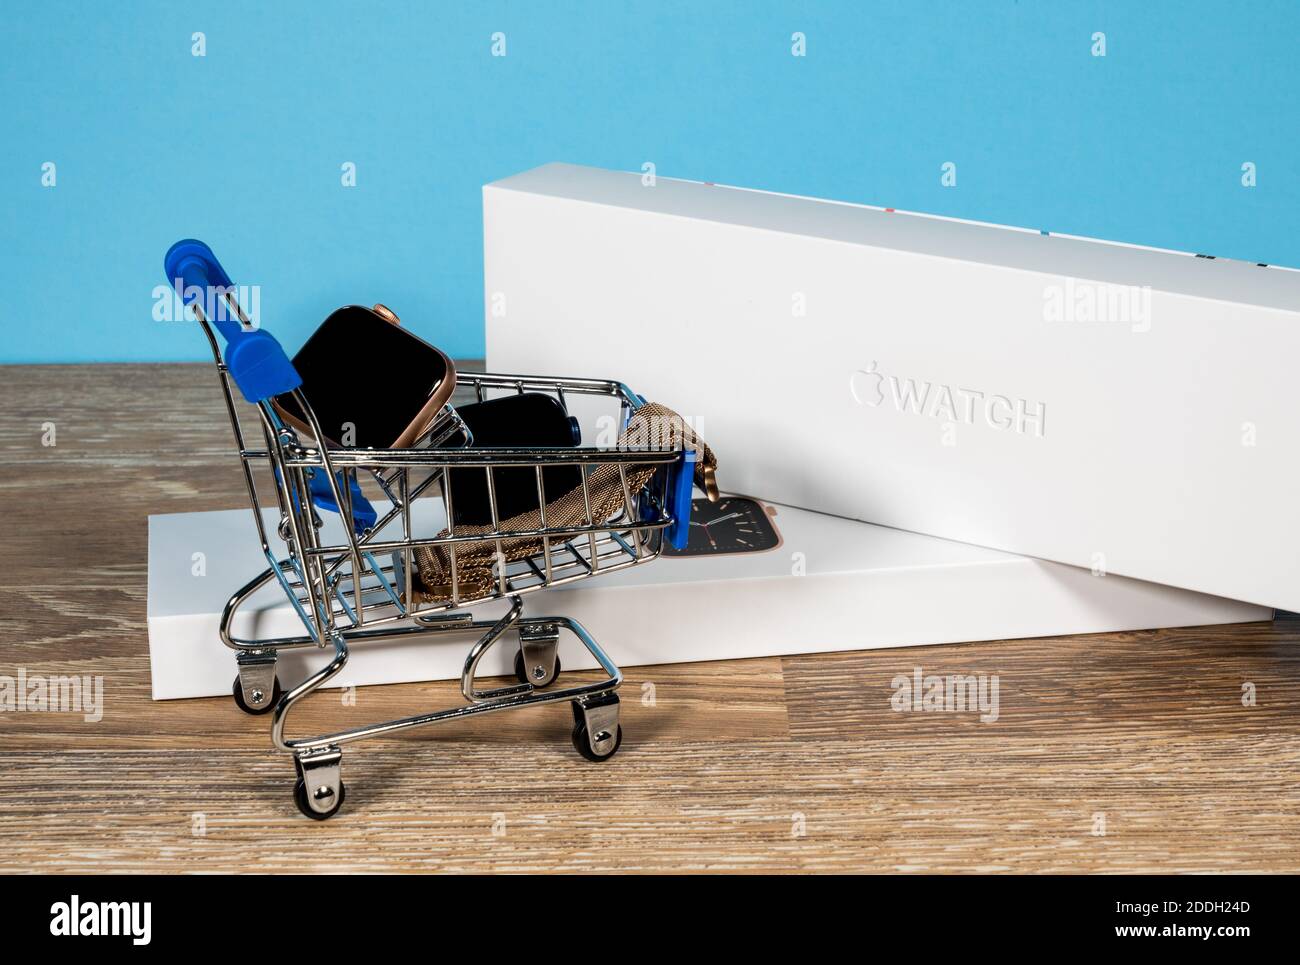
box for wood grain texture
[1,363,1297,873]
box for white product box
[484,163,1300,611]
[147,500,1268,700]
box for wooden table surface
[2,363,1298,874]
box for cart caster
[294,746,345,820]
[516,621,561,687]
[572,722,623,762]
[232,672,281,715]
[293,778,346,821]
[515,649,561,687]
[571,692,622,762]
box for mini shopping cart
[164,239,706,819]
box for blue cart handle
[163,239,301,404]
[664,450,698,550]
[166,240,373,533]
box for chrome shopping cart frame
[164,240,698,819]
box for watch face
[664,496,782,557]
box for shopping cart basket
[164,239,706,819]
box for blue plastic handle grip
[165,239,238,338]
[163,239,302,404]
[307,469,377,536]
[664,450,698,550]
[276,466,378,537]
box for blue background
[2,1,1296,363]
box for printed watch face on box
[664,496,782,557]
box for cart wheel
[293,777,346,820]
[232,674,281,715]
[515,650,561,687]
[571,722,623,762]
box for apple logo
[849,362,885,407]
